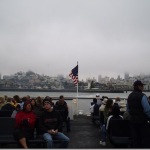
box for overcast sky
[0,0,150,81]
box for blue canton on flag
[69,65,78,86]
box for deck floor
[65,115,114,149]
[2,115,123,149]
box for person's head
[105,98,113,109]
[133,80,145,91]
[111,104,120,116]
[26,95,30,100]
[7,97,12,103]
[22,97,27,103]
[30,98,36,107]
[23,101,32,112]
[45,96,52,102]
[16,104,21,111]
[102,98,108,105]
[43,99,53,111]
[59,95,65,104]
[96,94,100,99]
[115,97,120,102]
[13,95,20,103]
[36,96,42,105]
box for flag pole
[69,63,79,116]
[77,61,79,115]
[77,61,78,97]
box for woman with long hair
[13,101,36,148]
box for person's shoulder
[16,110,23,116]
[18,110,23,113]
[31,111,37,117]
[55,101,59,105]
[142,93,147,98]
[107,115,113,120]
[52,109,60,115]
[39,110,46,117]
[64,101,68,105]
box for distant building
[98,75,102,83]
[124,72,129,80]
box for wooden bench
[0,117,63,148]
[0,110,13,117]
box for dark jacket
[39,109,63,133]
[54,101,68,121]
[1,103,15,111]
[127,90,149,123]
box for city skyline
[0,0,150,80]
[1,70,149,82]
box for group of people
[90,80,150,148]
[1,79,150,148]
[0,95,70,148]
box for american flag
[69,65,78,86]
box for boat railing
[50,97,127,120]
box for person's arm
[106,115,112,130]
[55,111,63,131]
[11,110,16,118]
[39,114,49,133]
[141,95,150,118]
[15,111,23,126]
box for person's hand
[54,129,58,134]
[48,129,56,134]
[48,129,58,134]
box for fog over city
[0,0,150,80]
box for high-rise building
[124,72,129,80]
[98,75,102,83]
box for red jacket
[15,110,36,129]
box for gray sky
[0,0,150,81]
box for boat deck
[66,115,113,149]
[2,115,127,149]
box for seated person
[1,97,15,111]
[54,95,70,132]
[45,96,54,107]
[11,104,21,118]
[90,98,97,114]
[99,98,108,126]
[96,94,102,106]
[39,99,70,148]
[90,98,100,123]
[99,99,113,146]
[106,104,123,133]
[13,101,37,148]
[30,98,43,117]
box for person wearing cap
[127,80,150,148]
[39,98,70,148]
